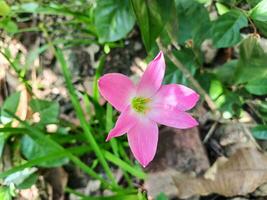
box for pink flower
[98,51,199,167]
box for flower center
[131,97,151,114]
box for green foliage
[131,0,173,51]
[94,0,135,43]
[0,132,5,157]
[175,0,211,46]
[245,78,267,95]
[250,0,267,36]
[0,0,10,16]
[21,135,69,167]
[164,49,198,85]
[212,10,248,48]
[29,99,59,125]
[252,125,267,139]
[0,92,20,124]
[250,0,267,22]
[213,60,238,84]
[0,186,12,200]
[2,0,267,199]
[156,192,169,200]
[4,167,37,187]
[235,36,267,84]
[215,2,230,15]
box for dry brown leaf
[12,84,31,127]
[174,148,267,198]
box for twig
[203,121,219,143]
[238,122,262,151]
[156,38,217,112]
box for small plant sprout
[98,52,199,167]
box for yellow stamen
[131,97,151,114]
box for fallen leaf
[174,148,267,198]
[12,84,31,127]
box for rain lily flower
[98,51,199,167]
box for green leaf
[209,79,224,100]
[252,125,267,140]
[215,2,230,15]
[220,91,242,118]
[250,0,267,22]
[131,0,173,51]
[0,132,6,157]
[0,92,20,124]
[21,135,69,167]
[18,2,39,12]
[175,0,211,46]
[254,20,267,37]
[234,36,267,83]
[55,48,117,186]
[0,0,10,16]
[94,0,135,43]
[212,10,248,48]
[4,167,37,186]
[156,192,169,200]
[0,18,18,34]
[164,49,198,84]
[247,0,262,7]
[217,0,237,6]
[213,60,238,84]
[29,99,59,125]
[245,78,267,95]
[0,187,12,200]
[17,173,38,189]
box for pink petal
[153,84,199,111]
[106,106,138,141]
[136,51,165,97]
[98,73,136,112]
[148,105,198,129]
[127,119,158,167]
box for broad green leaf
[209,79,224,100]
[212,10,248,48]
[0,18,18,34]
[254,20,267,37]
[196,0,211,3]
[94,0,135,43]
[252,125,267,140]
[220,91,242,118]
[0,0,10,16]
[0,132,5,157]
[0,187,11,200]
[164,49,198,84]
[208,78,226,107]
[21,135,69,167]
[213,60,238,84]
[131,0,173,51]
[29,99,59,125]
[0,92,20,124]
[156,192,169,200]
[247,0,262,7]
[245,78,267,95]
[175,0,211,46]
[250,0,267,22]
[17,173,38,189]
[235,36,267,83]
[215,2,230,15]
[217,0,237,6]
[4,167,37,186]
[259,102,267,112]
[16,2,39,12]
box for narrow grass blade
[54,48,117,185]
